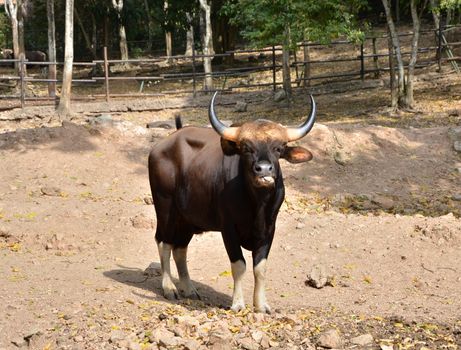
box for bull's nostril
[255,164,262,173]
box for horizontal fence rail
[0,26,459,108]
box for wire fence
[0,26,460,108]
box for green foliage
[440,0,461,9]
[0,11,10,49]
[224,0,367,48]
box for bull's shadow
[103,263,232,310]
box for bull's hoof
[254,303,271,314]
[230,301,246,312]
[163,286,179,300]
[182,289,201,300]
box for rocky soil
[0,83,461,350]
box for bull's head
[209,92,316,188]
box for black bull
[148,92,316,313]
[1,49,46,66]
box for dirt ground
[0,70,461,350]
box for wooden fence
[0,26,460,108]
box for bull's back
[148,127,219,195]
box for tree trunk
[282,26,292,96]
[164,0,172,59]
[144,0,154,52]
[75,7,96,59]
[57,0,74,118]
[405,0,422,108]
[382,0,405,106]
[112,0,128,61]
[302,39,311,87]
[91,12,97,57]
[185,12,194,56]
[199,0,213,91]
[17,0,26,76]
[47,0,56,98]
[388,33,398,108]
[5,0,19,72]
[429,0,440,29]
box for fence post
[293,45,300,87]
[360,43,365,81]
[103,47,110,102]
[437,21,443,71]
[192,46,196,98]
[272,45,276,91]
[372,37,380,78]
[19,53,25,109]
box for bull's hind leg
[173,246,200,300]
[157,241,179,300]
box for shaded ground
[0,70,461,349]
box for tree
[226,0,365,97]
[382,0,428,109]
[112,0,129,61]
[4,0,20,71]
[57,0,74,118]
[164,0,172,58]
[143,0,155,52]
[47,0,57,97]
[199,0,213,90]
[185,12,194,56]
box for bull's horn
[209,91,240,141]
[286,95,316,142]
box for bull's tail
[175,115,183,130]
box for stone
[372,195,395,210]
[183,339,201,350]
[109,330,125,343]
[148,328,175,345]
[74,335,84,343]
[454,141,461,152]
[350,334,374,346]
[174,315,200,329]
[146,120,175,129]
[158,336,180,347]
[11,337,27,347]
[114,121,148,136]
[128,341,142,350]
[448,126,461,141]
[317,329,342,349]
[208,321,233,350]
[380,345,393,350]
[130,213,154,229]
[234,101,248,113]
[238,337,259,350]
[40,186,62,196]
[144,262,161,277]
[274,89,286,102]
[144,196,153,205]
[251,330,264,344]
[306,264,330,289]
[452,194,461,201]
[448,109,460,116]
[296,222,305,230]
[92,114,114,125]
[334,151,349,166]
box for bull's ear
[221,138,239,156]
[282,146,313,163]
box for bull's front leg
[222,230,246,312]
[253,245,271,313]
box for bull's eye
[241,144,254,154]
[273,145,284,154]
